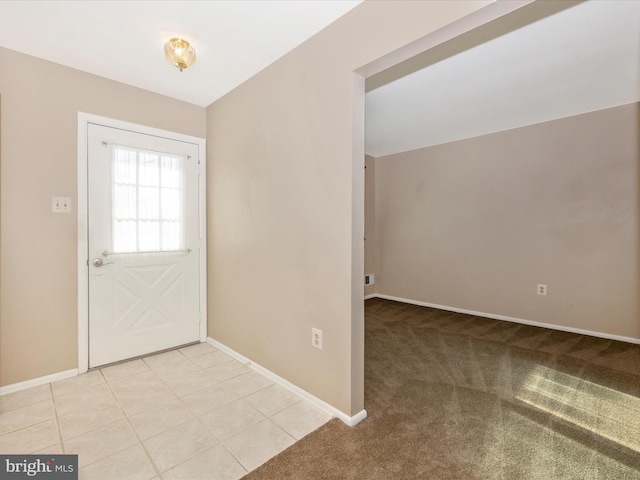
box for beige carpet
[244,298,640,479]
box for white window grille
[111,145,185,254]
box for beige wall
[206,0,494,416]
[375,102,640,340]
[0,47,205,386]
[365,155,376,297]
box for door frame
[77,112,207,374]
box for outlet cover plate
[312,328,323,350]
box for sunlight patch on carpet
[517,365,640,453]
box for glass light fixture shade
[164,38,196,72]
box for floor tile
[224,419,295,471]
[161,368,219,398]
[179,342,218,358]
[181,384,239,416]
[108,370,163,397]
[79,444,157,480]
[0,420,59,454]
[58,398,125,440]
[54,383,115,416]
[33,443,63,455]
[223,371,273,397]
[63,419,139,468]
[162,444,246,480]
[149,362,204,384]
[128,398,194,440]
[0,346,313,478]
[200,400,265,441]
[117,383,177,416]
[207,360,251,382]
[0,399,55,435]
[51,370,105,397]
[101,359,150,382]
[0,384,51,413]
[191,351,234,369]
[271,400,332,439]
[244,384,301,417]
[143,350,191,370]
[143,419,218,472]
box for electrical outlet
[364,274,375,286]
[537,284,547,296]
[312,328,323,350]
[52,196,71,213]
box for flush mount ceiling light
[164,37,196,72]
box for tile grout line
[218,416,298,473]
[196,362,305,473]
[49,382,66,454]
[55,367,165,476]
[6,349,320,479]
[52,345,310,478]
[217,420,268,474]
[0,390,50,415]
[97,365,164,479]
[0,399,59,440]
[0,418,55,441]
[146,347,279,476]
[144,347,250,476]
[116,349,232,476]
[175,348,271,476]
[52,378,125,446]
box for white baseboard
[364,294,377,300]
[0,369,78,396]
[371,294,640,345]
[207,337,367,427]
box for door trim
[77,112,207,374]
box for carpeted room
[245,299,640,479]
[248,0,640,477]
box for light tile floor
[0,343,332,479]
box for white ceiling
[366,0,640,157]
[0,0,362,107]
[2,1,638,157]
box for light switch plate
[52,196,71,213]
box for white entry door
[88,123,202,368]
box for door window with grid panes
[111,145,185,254]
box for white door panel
[88,123,201,367]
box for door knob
[93,258,114,267]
